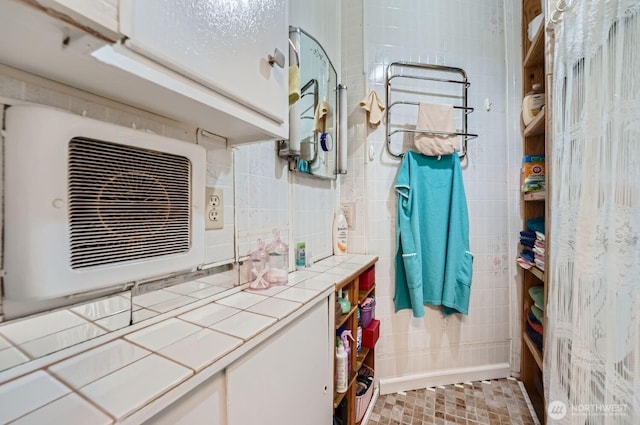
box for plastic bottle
[341,330,354,372]
[522,83,545,126]
[295,242,306,270]
[337,289,351,314]
[335,344,348,393]
[333,210,348,255]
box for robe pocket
[456,251,474,287]
[401,252,421,289]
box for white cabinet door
[119,0,288,126]
[143,371,227,425]
[36,0,119,38]
[226,299,332,425]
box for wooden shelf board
[518,262,544,281]
[333,388,347,409]
[358,287,375,303]
[335,277,356,292]
[356,347,371,371]
[523,109,545,137]
[529,266,544,281]
[333,390,345,409]
[523,23,544,68]
[333,372,358,409]
[523,332,544,371]
[336,305,358,330]
[523,190,546,201]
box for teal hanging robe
[394,151,473,317]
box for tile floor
[367,378,539,425]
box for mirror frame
[278,26,339,180]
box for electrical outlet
[205,187,223,230]
[341,202,355,230]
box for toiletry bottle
[335,344,348,393]
[295,242,306,270]
[522,83,545,126]
[337,289,351,314]
[333,210,348,255]
[340,330,354,372]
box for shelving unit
[519,0,550,423]
[333,261,378,425]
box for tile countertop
[0,254,378,425]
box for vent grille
[68,138,192,269]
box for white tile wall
[290,0,342,77]
[292,175,336,263]
[340,0,520,380]
[234,142,291,259]
[203,139,235,265]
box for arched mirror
[279,26,338,179]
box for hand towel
[288,65,301,105]
[313,100,329,133]
[413,102,458,156]
[359,91,385,128]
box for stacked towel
[533,232,545,271]
[526,287,544,351]
[531,305,543,322]
[517,217,545,272]
[519,230,536,247]
[525,216,545,234]
[517,249,535,269]
[527,311,543,334]
[526,321,543,351]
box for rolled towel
[359,91,385,128]
[289,65,301,105]
[413,102,458,156]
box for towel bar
[385,61,478,160]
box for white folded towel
[413,102,458,156]
[359,91,385,128]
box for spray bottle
[340,330,355,372]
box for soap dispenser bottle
[333,209,348,255]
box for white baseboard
[378,363,511,395]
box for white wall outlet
[206,187,224,230]
[341,202,356,230]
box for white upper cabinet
[120,0,288,128]
[0,0,289,144]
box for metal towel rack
[385,61,478,160]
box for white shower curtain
[545,0,640,424]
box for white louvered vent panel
[68,138,192,269]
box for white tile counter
[0,254,377,425]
